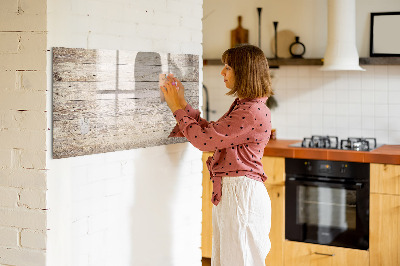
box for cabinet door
[370,163,400,195]
[261,156,285,185]
[264,184,284,266]
[370,193,400,266]
[284,241,369,266]
[202,152,213,258]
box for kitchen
[0,0,399,265]
[202,0,400,265]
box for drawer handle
[314,252,335,257]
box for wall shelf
[203,57,400,67]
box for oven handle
[286,177,364,189]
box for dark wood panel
[52,47,200,158]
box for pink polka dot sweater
[169,97,272,206]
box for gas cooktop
[289,135,383,151]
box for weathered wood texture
[52,47,200,159]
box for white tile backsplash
[204,65,400,144]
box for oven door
[285,177,369,250]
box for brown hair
[221,44,273,99]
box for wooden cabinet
[264,184,284,266]
[201,152,213,258]
[370,163,400,266]
[284,241,369,266]
[370,163,400,195]
[201,154,286,265]
[261,156,285,266]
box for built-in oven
[285,158,370,250]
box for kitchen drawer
[284,241,369,266]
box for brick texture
[0,0,47,264]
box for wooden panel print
[52,47,199,159]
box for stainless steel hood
[320,0,365,71]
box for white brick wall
[46,1,203,266]
[0,0,48,265]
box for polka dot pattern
[169,97,272,206]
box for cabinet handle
[314,252,335,257]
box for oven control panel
[286,158,369,180]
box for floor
[202,257,211,266]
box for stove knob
[340,164,347,174]
[305,161,312,171]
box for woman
[161,44,273,266]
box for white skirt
[212,176,271,266]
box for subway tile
[298,67,311,78]
[311,114,324,129]
[310,77,324,90]
[348,90,362,103]
[361,103,375,116]
[374,117,389,131]
[388,131,400,144]
[348,116,362,129]
[388,65,400,76]
[388,75,400,91]
[362,116,375,130]
[374,65,388,78]
[336,90,349,103]
[336,115,349,129]
[374,90,388,104]
[310,66,324,77]
[388,117,400,131]
[298,77,311,89]
[311,102,324,113]
[286,77,299,89]
[361,75,374,91]
[336,103,349,116]
[323,115,336,129]
[388,104,400,117]
[375,104,389,117]
[348,74,362,90]
[323,103,336,115]
[374,130,389,144]
[323,86,336,103]
[348,103,362,116]
[322,70,335,78]
[285,66,298,77]
[388,91,400,104]
[374,77,388,91]
[361,90,374,104]
[349,128,362,137]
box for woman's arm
[162,76,211,137]
[172,106,257,152]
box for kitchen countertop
[263,139,400,165]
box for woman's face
[220,64,235,89]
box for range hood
[320,0,365,71]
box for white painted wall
[0,0,48,265]
[203,0,400,58]
[46,0,203,266]
[203,0,400,145]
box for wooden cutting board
[231,16,249,48]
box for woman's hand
[161,76,184,113]
[166,74,187,108]
[173,76,187,108]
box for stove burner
[295,136,378,151]
[301,135,339,149]
[340,137,377,151]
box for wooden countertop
[263,139,400,165]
